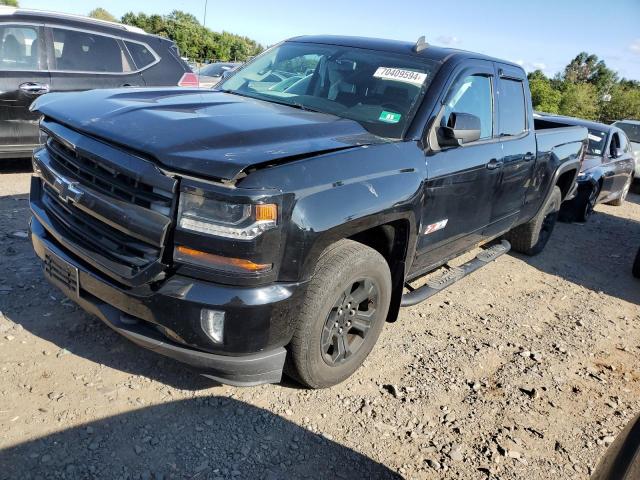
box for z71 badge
[424,219,448,235]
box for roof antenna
[413,36,428,53]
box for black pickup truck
[29,36,587,388]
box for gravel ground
[1,159,639,479]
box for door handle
[19,82,50,95]
[486,159,503,170]
[523,152,535,161]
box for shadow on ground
[510,192,640,306]
[0,397,401,479]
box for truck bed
[534,119,588,154]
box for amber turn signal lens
[255,204,277,222]
[175,246,272,273]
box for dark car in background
[196,62,241,88]
[612,119,640,182]
[0,6,194,160]
[535,113,635,222]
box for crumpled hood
[33,88,385,181]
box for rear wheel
[287,240,391,388]
[607,175,632,206]
[505,186,561,256]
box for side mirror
[440,112,482,147]
[221,70,234,81]
[614,147,625,158]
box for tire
[607,175,632,206]
[286,239,392,388]
[633,248,640,279]
[505,186,561,256]
[559,184,598,223]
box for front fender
[238,141,427,282]
[287,171,422,282]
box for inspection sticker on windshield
[379,111,401,123]
[373,67,427,86]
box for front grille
[47,137,172,213]
[43,183,159,269]
[35,119,177,285]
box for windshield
[587,129,608,155]
[218,41,438,138]
[613,122,640,144]
[200,63,238,77]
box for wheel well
[556,169,577,200]
[348,220,409,323]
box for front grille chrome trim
[34,119,178,286]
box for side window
[498,79,526,136]
[52,28,132,73]
[0,25,42,71]
[124,41,156,70]
[443,74,493,139]
[609,133,620,157]
[619,132,629,153]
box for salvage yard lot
[1,160,639,480]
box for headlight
[177,192,277,239]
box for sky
[18,0,640,80]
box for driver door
[410,61,503,275]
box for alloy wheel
[320,278,379,366]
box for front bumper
[30,216,306,386]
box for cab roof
[288,35,523,69]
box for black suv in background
[0,6,193,160]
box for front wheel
[286,240,391,388]
[560,184,599,223]
[504,186,561,256]
[607,175,632,206]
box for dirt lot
[1,159,639,480]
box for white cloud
[630,39,640,54]
[512,59,547,73]
[436,35,461,46]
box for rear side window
[443,74,493,139]
[619,132,630,153]
[124,41,156,69]
[498,79,526,136]
[52,28,132,73]
[0,25,42,71]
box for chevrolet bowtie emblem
[52,176,83,204]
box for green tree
[0,0,19,6]
[88,8,117,22]
[528,70,562,113]
[559,83,599,120]
[120,10,263,62]
[600,85,640,123]
[564,52,617,94]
